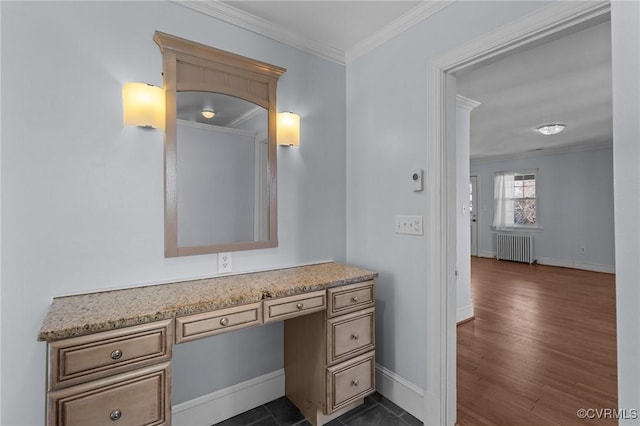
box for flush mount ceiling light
[201,109,215,119]
[536,123,565,136]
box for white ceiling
[179,1,612,160]
[223,1,421,51]
[179,1,450,63]
[457,20,612,160]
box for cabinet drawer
[47,362,170,426]
[48,320,173,390]
[175,302,262,343]
[327,308,375,365]
[327,281,374,318]
[326,351,375,413]
[264,290,326,323]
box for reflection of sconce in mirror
[122,82,165,130]
[277,112,300,147]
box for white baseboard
[173,365,434,426]
[478,251,495,259]
[456,303,474,324]
[536,257,615,274]
[477,252,615,274]
[171,369,285,426]
[375,363,428,423]
[375,364,442,425]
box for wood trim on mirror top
[153,31,286,257]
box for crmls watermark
[576,408,639,420]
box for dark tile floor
[213,392,423,426]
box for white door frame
[424,2,611,424]
[469,175,478,257]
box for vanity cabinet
[46,320,173,426]
[39,262,377,426]
[285,280,375,425]
[264,289,327,323]
[175,301,262,343]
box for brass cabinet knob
[110,409,122,421]
[351,379,359,386]
[296,303,304,310]
[220,317,229,326]
[351,296,359,303]
[351,333,360,340]
[110,349,123,360]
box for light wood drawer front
[326,351,375,413]
[175,302,262,343]
[48,319,173,390]
[264,290,326,323]
[48,362,170,426]
[327,308,375,365]
[328,281,374,318]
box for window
[492,171,537,229]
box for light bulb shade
[277,112,300,146]
[536,123,565,136]
[123,82,165,130]
[201,110,215,119]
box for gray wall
[177,123,255,246]
[470,146,615,270]
[1,2,346,424]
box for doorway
[423,3,613,424]
[457,19,616,416]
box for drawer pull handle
[220,317,229,326]
[351,379,360,387]
[351,296,359,303]
[110,409,122,421]
[296,303,304,310]
[351,333,360,340]
[110,349,123,360]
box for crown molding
[470,139,613,163]
[434,1,611,72]
[227,106,263,129]
[174,1,455,66]
[346,1,454,63]
[455,94,480,111]
[174,0,345,64]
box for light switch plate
[395,215,423,235]
[218,252,232,273]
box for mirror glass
[175,92,270,247]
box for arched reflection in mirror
[176,92,269,247]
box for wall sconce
[277,112,300,147]
[122,82,165,130]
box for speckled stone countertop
[38,262,377,342]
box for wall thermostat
[412,169,423,192]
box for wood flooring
[457,257,617,426]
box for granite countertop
[38,262,377,342]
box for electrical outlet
[218,252,232,273]
[580,247,586,253]
[395,215,423,235]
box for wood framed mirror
[154,31,285,257]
